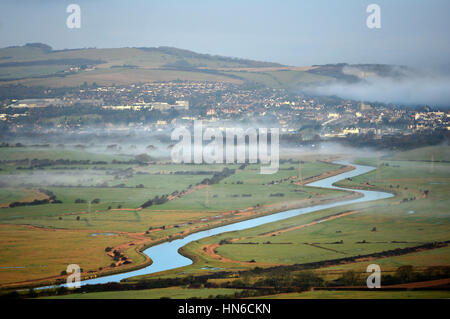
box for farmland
[41,287,244,299]
[0,44,334,88]
[258,290,450,299]
[132,146,449,298]
[0,145,350,287]
[0,144,448,300]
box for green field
[223,69,331,89]
[0,146,352,286]
[0,147,131,162]
[259,290,450,299]
[388,145,450,162]
[0,188,27,204]
[175,147,450,277]
[0,145,448,299]
[0,150,344,233]
[42,287,243,299]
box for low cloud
[305,67,450,108]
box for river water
[44,161,393,288]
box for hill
[0,43,328,88]
[0,43,407,89]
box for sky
[0,0,449,68]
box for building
[151,100,189,111]
[175,100,189,110]
[8,98,62,108]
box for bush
[395,265,415,282]
[338,270,361,286]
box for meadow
[0,145,349,287]
[169,146,450,286]
[1,145,448,300]
[41,287,243,299]
[0,224,131,286]
[258,290,450,299]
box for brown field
[0,189,48,208]
[9,68,243,88]
[0,224,133,287]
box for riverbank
[1,162,390,290]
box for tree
[135,153,153,164]
[340,270,361,286]
[395,265,415,283]
[293,271,324,290]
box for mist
[304,66,450,108]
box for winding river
[45,161,393,288]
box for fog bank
[305,66,450,108]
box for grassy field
[1,145,448,298]
[259,290,450,299]
[0,224,132,286]
[0,154,344,233]
[0,65,68,81]
[0,145,350,286]
[314,245,450,281]
[156,162,347,212]
[0,188,29,204]
[42,287,243,299]
[0,147,132,162]
[223,69,331,89]
[177,147,449,278]
[388,145,450,162]
[0,44,337,88]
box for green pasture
[259,290,450,299]
[179,148,449,272]
[42,287,243,299]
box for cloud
[304,67,450,108]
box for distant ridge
[0,43,409,88]
[137,46,284,68]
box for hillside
[0,43,330,88]
[0,43,407,89]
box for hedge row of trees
[141,195,169,209]
[4,262,450,299]
[0,158,107,166]
[198,167,235,185]
[9,189,61,207]
[140,167,236,209]
[333,265,450,287]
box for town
[1,81,448,150]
